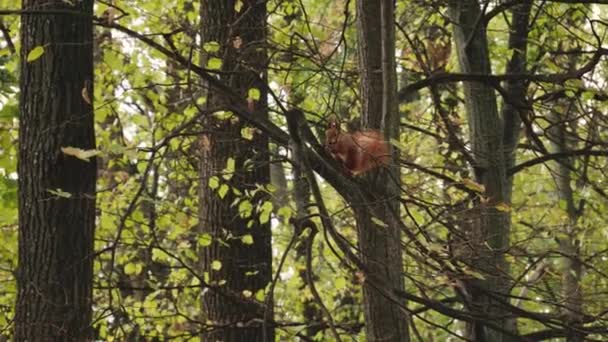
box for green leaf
[241,234,254,245]
[238,200,253,218]
[277,206,293,221]
[259,201,273,224]
[335,277,346,290]
[47,188,72,198]
[218,184,229,199]
[26,46,45,62]
[203,41,220,52]
[151,248,167,262]
[198,233,213,247]
[207,57,222,70]
[209,176,220,189]
[211,260,222,271]
[223,158,235,180]
[248,88,261,101]
[124,262,142,276]
[255,289,265,302]
[241,127,254,140]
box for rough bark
[448,0,516,340]
[356,1,409,341]
[501,1,532,200]
[15,0,96,340]
[198,1,273,341]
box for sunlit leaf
[462,178,485,193]
[61,146,100,162]
[223,158,235,180]
[203,41,220,52]
[209,176,220,189]
[255,289,265,302]
[207,57,222,70]
[26,46,45,62]
[495,202,511,212]
[47,188,72,198]
[241,127,254,140]
[241,234,254,245]
[198,233,213,247]
[218,184,229,199]
[248,88,261,101]
[238,200,253,218]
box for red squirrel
[324,117,390,175]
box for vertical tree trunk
[448,0,517,340]
[547,59,584,341]
[546,14,585,341]
[356,1,409,341]
[15,1,96,340]
[198,1,273,341]
[548,109,584,342]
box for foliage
[1,0,608,340]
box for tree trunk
[198,1,273,341]
[356,1,409,341]
[448,0,516,340]
[547,59,584,342]
[15,1,96,340]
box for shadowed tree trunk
[547,54,584,342]
[15,0,96,340]
[448,0,527,340]
[356,1,409,341]
[197,1,273,341]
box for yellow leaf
[495,202,512,212]
[26,46,45,62]
[241,234,254,245]
[61,146,100,162]
[248,88,261,101]
[211,260,222,271]
[198,233,213,247]
[81,85,91,104]
[462,178,485,193]
[371,216,388,228]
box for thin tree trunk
[356,1,409,341]
[547,74,584,342]
[15,0,96,340]
[448,0,514,340]
[198,1,273,341]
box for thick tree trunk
[356,1,409,341]
[198,1,273,341]
[15,1,96,340]
[448,0,515,340]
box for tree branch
[509,149,608,175]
